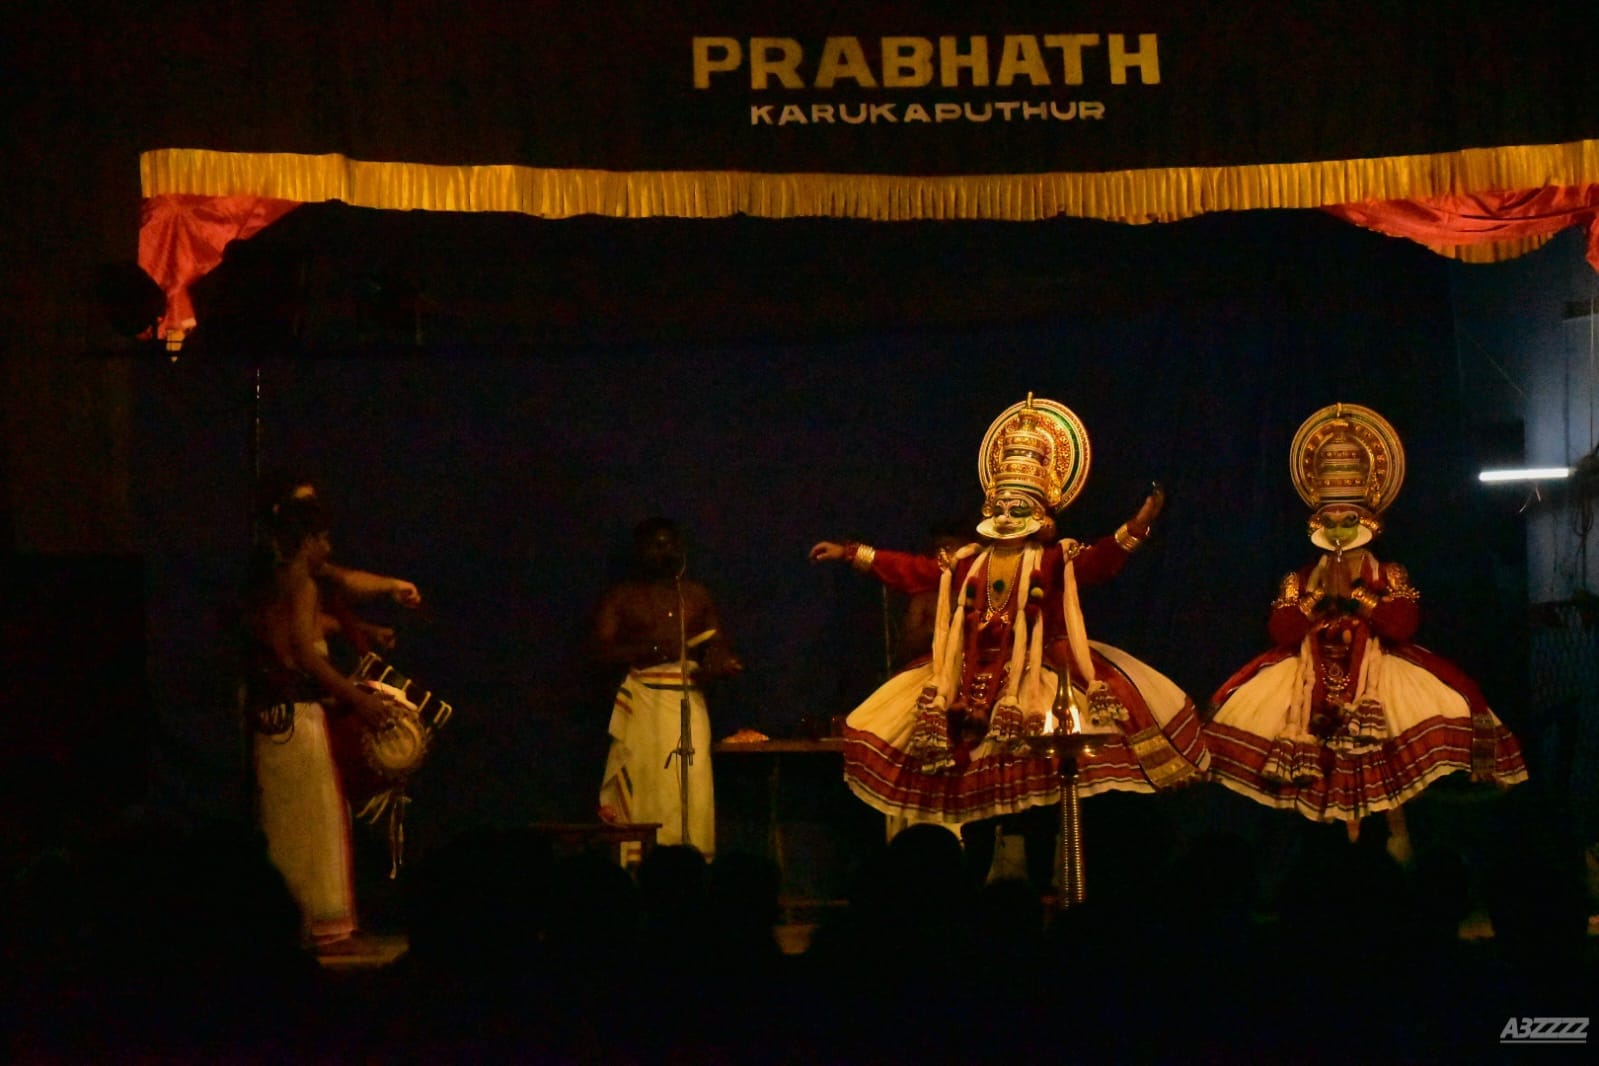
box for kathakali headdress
[976,394,1091,538]
[1290,402,1406,550]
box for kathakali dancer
[1205,403,1528,855]
[809,395,1209,831]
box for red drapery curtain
[1325,185,1599,269]
[138,194,301,344]
[137,184,1599,347]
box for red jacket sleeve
[1368,597,1419,642]
[864,548,945,596]
[1268,603,1314,648]
[1266,569,1315,648]
[1364,562,1420,642]
[1066,535,1132,587]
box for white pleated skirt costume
[843,539,1207,826]
[1207,555,1528,822]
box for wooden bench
[527,821,660,870]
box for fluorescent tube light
[1477,467,1572,483]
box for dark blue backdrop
[133,205,1524,859]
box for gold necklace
[984,550,1024,619]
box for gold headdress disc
[1290,402,1406,514]
[979,394,1092,514]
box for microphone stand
[663,559,693,848]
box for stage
[313,904,1599,972]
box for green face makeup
[1319,508,1364,547]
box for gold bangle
[1114,523,1146,552]
[850,543,877,572]
[1351,588,1379,612]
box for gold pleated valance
[143,138,1599,234]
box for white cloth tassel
[939,613,964,705]
[1022,609,1048,713]
[937,552,982,705]
[1004,610,1028,700]
[1352,557,1383,702]
[930,565,953,672]
[1061,549,1096,685]
[1355,628,1382,701]
[928,544,977,708]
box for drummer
[243,496,395,954]
[254,466,423,665]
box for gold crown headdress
[1290,403,1405,544]
[978,393,1092,514]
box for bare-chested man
[245,497,394,951]
[255,468,422,658]
[595,517,742,856]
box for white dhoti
[599,666,715,856]
[253,701,357,942]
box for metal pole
[675,571,692,847]
[1059,757,1085,906]
[881,585,893,681]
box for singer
[594,517,743,856]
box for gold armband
[1351,587,1380,612]
[1114,523,1146,552]
[1383,563,1420,602]
[847,543,877,573]
[1272,571,1302,611]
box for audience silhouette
[3,793,1592,1064]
